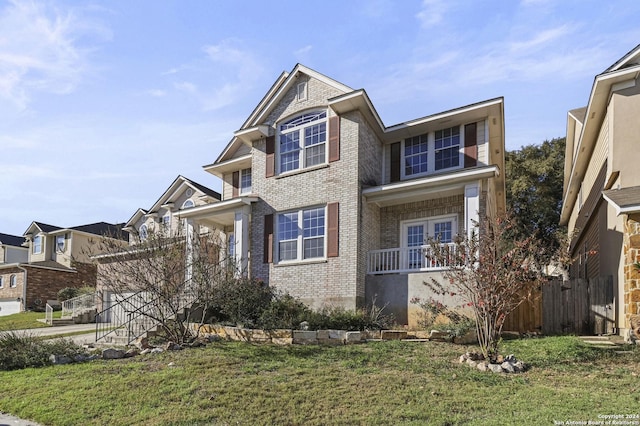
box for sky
[1,0,639,236]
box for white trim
[275,205,327,264]
[602,192,640,216]
[276,109,328,175]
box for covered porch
[363,166,498,275]
[177,196,258,275]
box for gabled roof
[0,233,26,248]
[23,221,62,236]
[23,220,126,240]
[210,64,354,166]
[561,44,640,225]
[124,176,221,228]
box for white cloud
[0,0,108,110]
[509,25,572,52]
[294,45,313,56]
[416,0,447,29]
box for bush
[0,331,86,371]
[208,278,274,328]
[57,287,80,302]
[410,297,475,337]
[258,293,311,330]
[305,305,394,331]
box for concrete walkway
[0,411,44,426]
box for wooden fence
[503,276,614,335]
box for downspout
[17,264,28,312]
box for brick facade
[623,214,640,328]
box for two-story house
[179,64,506,326]
[0,233,29,315]
[0,221,125,316]
[561,43,640,337]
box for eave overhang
[363,166,499,207]
[560,64,640,225]
[203,154,252,179]
[177,196,258,227]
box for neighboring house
[0,233,28,265]
[561,43,640,336]
[0,233,28,316]
[179,64,506,326]
[95,175,221,311]
[0,221,126,316]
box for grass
[0,336,638,425]
[0,311,61,331]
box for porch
[367,243,458,274]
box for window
[240,168,252,194]
[9,274,17,288]
[182,199,194,209]
[400,125,463,179]
[228,233,235,258]
[278,111,327,173]
[277,207,326,262]
[296,82,307,101]
[33,235,42,254]
[56,235,66,252]
[0,276,3,288]
[404,134,428,176]
[139,224,148,241]
[162,215,171,231]
[435,126,460,170]
[402,215,457,269]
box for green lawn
[0,311,60,331]
[0,336,638,425]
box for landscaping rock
[49,354,72,365]
[459,354,468,364]
[293,330,317,345]
[513,361,525,373]
[150,347,164,354]
[140,348,152,355]
[476,361,488,372]
[345,331,363,344]
[488,363,503,373]
[500,361,515,373]
[163,342,183,351]
[125,348,140,358]
[466,359,478,368]
[272,337,294,345]
[381,330,408,340]
[134,337,151,350]
[504,354,517,363]
[428,330,453,342]
[299,321,310,330]
[102,348,126,359]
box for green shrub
[208,278,274,328]
[0,331,86,371]
[258,293,312,330]
[57,287,79,302]
[305,305,394,331]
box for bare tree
[426,213,545,361]
[88,225,235,344]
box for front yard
[0,336,638,425]
[0,311,59,331]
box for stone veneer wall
[623,214,640,328]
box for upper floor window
[9,274,17,288]
[435,126,460,170]
[404,134,428,177]
[296,82,307,101]
[278,111,327,173]
[400,125,462,179]
[139,224,148,241]
[277,206,326,262]
[33,235,42,254]
[240,168,252,194]
[162,215,171,231]
[56,235,66,253]
[182,199,194,209]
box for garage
[0,299,21,317]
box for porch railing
[61,292,96,319]
[367,243,458,274]
[45,303,54,325]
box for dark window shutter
[265,136,275,177]
[327,202,339,258]
[390,142,401,182]
[263,214,273,263]
[329,116,340,162]
[464,123,477,168]
[232,171,239,198]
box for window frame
[401,214,458,248]
[276,206,327,263]
[182,199,194,209]
[0,276,4,288]
[56,234,66,253]
[32,235,42,254]
[139,224,148,241]
[9,274,17,288]
[240,168,252,194]
[400,125,464,179]
[277,110,328,175]
[434,126,462,171]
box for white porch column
[233,205,251,276]
[183,218,194,288]
[464,183,480,239]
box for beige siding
[476,119,488,166]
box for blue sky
[1,0,639,236]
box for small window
[162,215,171,231]
[182,199,194,209]
[9,274,17,288]
[33,235,42,254]
[139,224,148,241]
[0,276,4,288]
[404,134,428,177]
[56,235,66,252]
[296,82,307,101]
[240,169,252,194]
